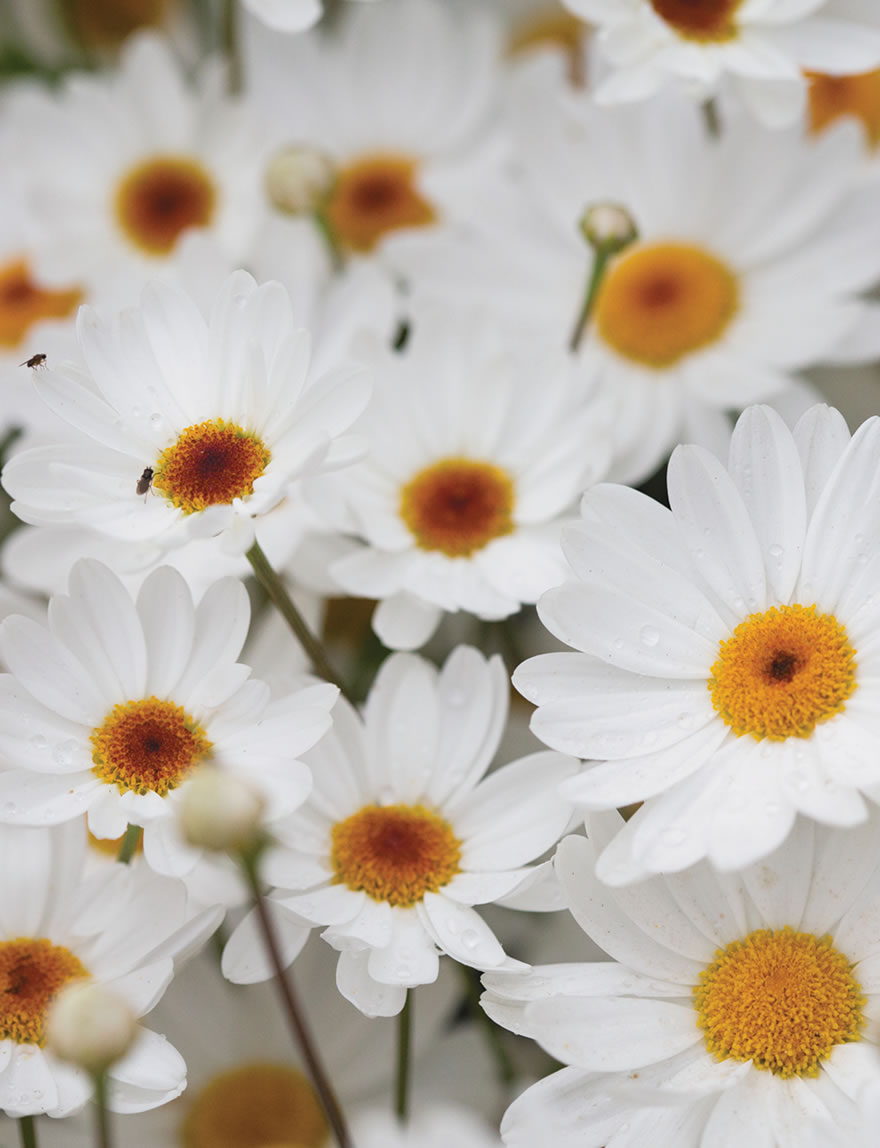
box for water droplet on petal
[640,626,660,648]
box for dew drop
[639,625,660,648]
[660,827,686,847]
[612,638,624,651]
[676,713,693,731]
[462,929,480,951]
[30,735,47,751]
[768,544,784,561]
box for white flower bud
[265,145,337,215]
[180,767,266,852]
[47,982,136,1074]
[579,202,638,252]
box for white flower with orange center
[515,403,880,881]
[315,310,613,650]
[485,812,880,1148]
[0,559,338,878]
[222,647,578,1017]
[10,32,267,294]
[0,820,221,1118]
[2,270,371,553]
[393,73,880,484]
[560,0,880,125]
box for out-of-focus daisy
[0,559,337,877]
[244,0,384,33]
[316,309,613,649]
[2,270,371,554]
[485,812,880,1148]
[560,0,880,126]
[222,646,577,1016]
[0,820,221,1118]
[7,33,267,295]
[394,72,880,483]
[516,404,880,880]
[352,1105,502,1148]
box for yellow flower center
[596,242,739,367]
[0,939,89,1046]
[90,697,213,797]
[650,0,741,41]
[0,258,83,349]
[808,69,880,148]
[181,1063,328,1148]
[694,928,864,1077]
[87,827,143,857]
[65,0,168,50]
[708,604,857,741]
[115,155,216,256]
[399,458,515,558]
[321,153,436,253]
[508,7,587,84]
[331,804,462,908]
[153,420,272,516]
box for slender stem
[222,0,242,94]
[92,1073,111,1148]
[314,210,345,272]
[18,1116,38,1148]
[395,989,413,1121]
[702,97,722,139]
[116,824,142,865]
[568,246,614,353]
[458,964,516,1089]
[241,860,354,1148]
[245,540,353,703]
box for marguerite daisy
[222,646,578,1016]
[516,403,880,879]
[485,811,880,1147]
[0,559,337,878]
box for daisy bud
[46,982,136,1074]
[180,767,266,853]
[579,202,638,254]
[265,145,337,215]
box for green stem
[395,989,413,1122]
[222,0,242,94]
[240,857,354,1148]
[245,541,353,703]
[568,245,614,353]
[314,210,345,272]
[458,964,516,1089]
[702,97,722,139]
[116,824,142,865]
[18,1116,38,1148]
[92,1073,111,1148]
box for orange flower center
[65,0,168,49]
[0,258,83,349]
[115,155,216,256]
[807,69,880,148]
[400,458,515,558]
[0,938,89,1046]
[331,804,462,907]
[152,420,271,516]
[321,153,436,253]
[596,242,739,367]
[708,604,857,741]
[650,0,741,41]
[509,7,587,84]
[90,697,213,796]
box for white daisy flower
[222,646,578,1017]
[8,33,267,295]
[0,820,221,1118]
[2,270,371,554]
[393,71,880,484]
[317,309,614,650]
[244,0,384,34]
[485,812,880,1148]
[561,0,880,126]
[0,559,337,878]
[803,1,880,151]
[516,403,880,880]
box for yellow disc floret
[331,804,462,908]
[0,939,89,1046]
[152,419,271,516]
[321,153,436,253]
[400,457,515,558]
[650,0,741,42]
[90,697,213,796]
[695,927,864,1077]
[808,69,880,148]
[596,242,739,367]
[115,155,216,256]
[708,604,856,741]
[0,257,83,349]
[181,1063,328,1148]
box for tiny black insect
[136,466,154,499]
[20,353,47,369]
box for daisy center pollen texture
[0,258,82,349]
[808,70,880,147]
[115,155,216,256]
[322,153,436,253]
[694,928,864,1077]
[0,939,88,1046]
[708,604,856,741]
[650,0,740,41]
[181,1063,328,1148]
[331,804,462,907]
[153,420,271,515]
[90,697,213,796]
[400,458,515,557]
[596,242,739,367]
